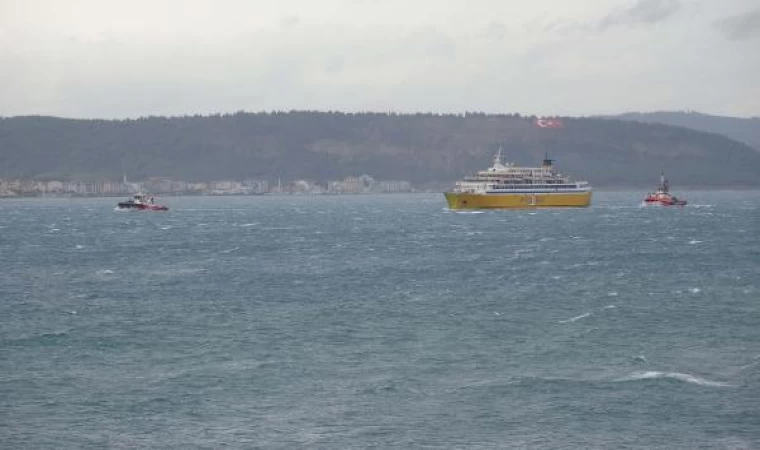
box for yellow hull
[445,191,592,209]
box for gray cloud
[599,0,681,30]
[279,15,301,28]
[483,22,507,41]
[715,8,760,40]
[0,0,758,118]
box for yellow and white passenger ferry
[444,150,592,209]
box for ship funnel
[542,152,554,167]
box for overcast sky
[1,0,758,118]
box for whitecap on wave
[559,312,591,323]
[617,371,732,387]
[601,205,641,210]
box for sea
[1,191,758,449]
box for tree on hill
[1,111,759,187]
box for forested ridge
[612,111,760,153]
[1,111,759,187]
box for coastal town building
[0,175,414,197]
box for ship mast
[493,148,503,166]
[660,170,669,193]
[542,152,554,168]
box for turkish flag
[534,118,564,128]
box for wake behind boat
[643,171,687,206]
[117,193,169,211]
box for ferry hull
[445,191,592,209]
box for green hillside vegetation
[1,111,759,187]
[613,111,760,152]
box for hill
[1,112,759,187]
[612,111,760,152]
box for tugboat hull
[643,171,687,206]
[117,194,169,211]
[644,198,687,207]
[117,203,169,211]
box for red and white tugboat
[644,171,687,206]
[117,193,169,211]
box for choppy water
[1,192,759,449]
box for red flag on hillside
[534,118,564,128]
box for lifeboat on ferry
[643,171,687,206]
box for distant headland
[1,111,758,192]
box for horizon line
[2,109,759,121]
